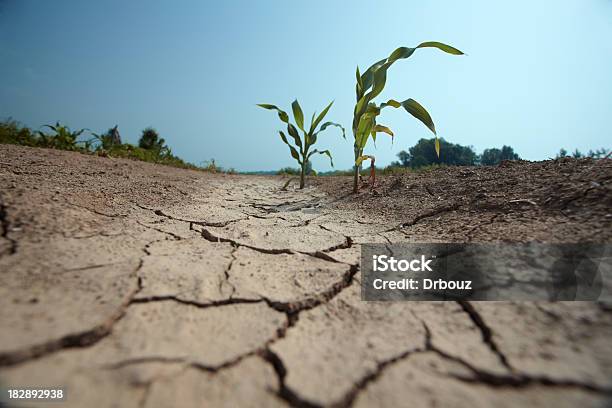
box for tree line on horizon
[387,138,610,169]
[311,138,610,176]
[390,138,519,168]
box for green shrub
[138,127,171,156]
[0,119,38,146]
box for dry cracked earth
[0,144,611,408]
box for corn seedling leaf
[308,149,334,167]
[417,41,464,55]
[373,124,394,137]
[367,62,391,101]
[356,111,376,142]
[317,121,345,139]
[355,118,369,149]
[365,103,381,115]
[435,137,441,158]
[287,123,303,151]
[356,66,363,99]
[310,101,334,134]
[361,58,387,91]
[278,129,290,145]
[355,154,374,166]
[279,131,301,164]
[310,133,318,146]
[388,47,416,61]
[354,94,369,119]
[292,99,305,131]
[380,99,401,109]
[401,98,436,135]
[257,104,290,123]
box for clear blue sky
[1,0,610,171]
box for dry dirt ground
[0,144,611,408]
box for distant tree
[138,127,170,156]
[139,127,163,150]
[395,138,477,169]
[572,149,583,158]
[556,148,568,158]
[479,148,501,165]
[480,145,520,166]
[500,145,520,161]
[395,151,411,167]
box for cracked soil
[0,144,611,407]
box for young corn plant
[258,100,345,189]
[352,42,464,192]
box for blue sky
[1,0,610,171]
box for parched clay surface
[0,145,611,407]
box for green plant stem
[300,163,306,189]
[353,145,361,193]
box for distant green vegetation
[391,139,610,169]
[392,138,478,168]
[391,138,520,168]
[4,119,607,178]
[0,118,220,172]
[278,161,314,176]
[555,147,610,159]
[321,138,609,177]
[480,146,520,165]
